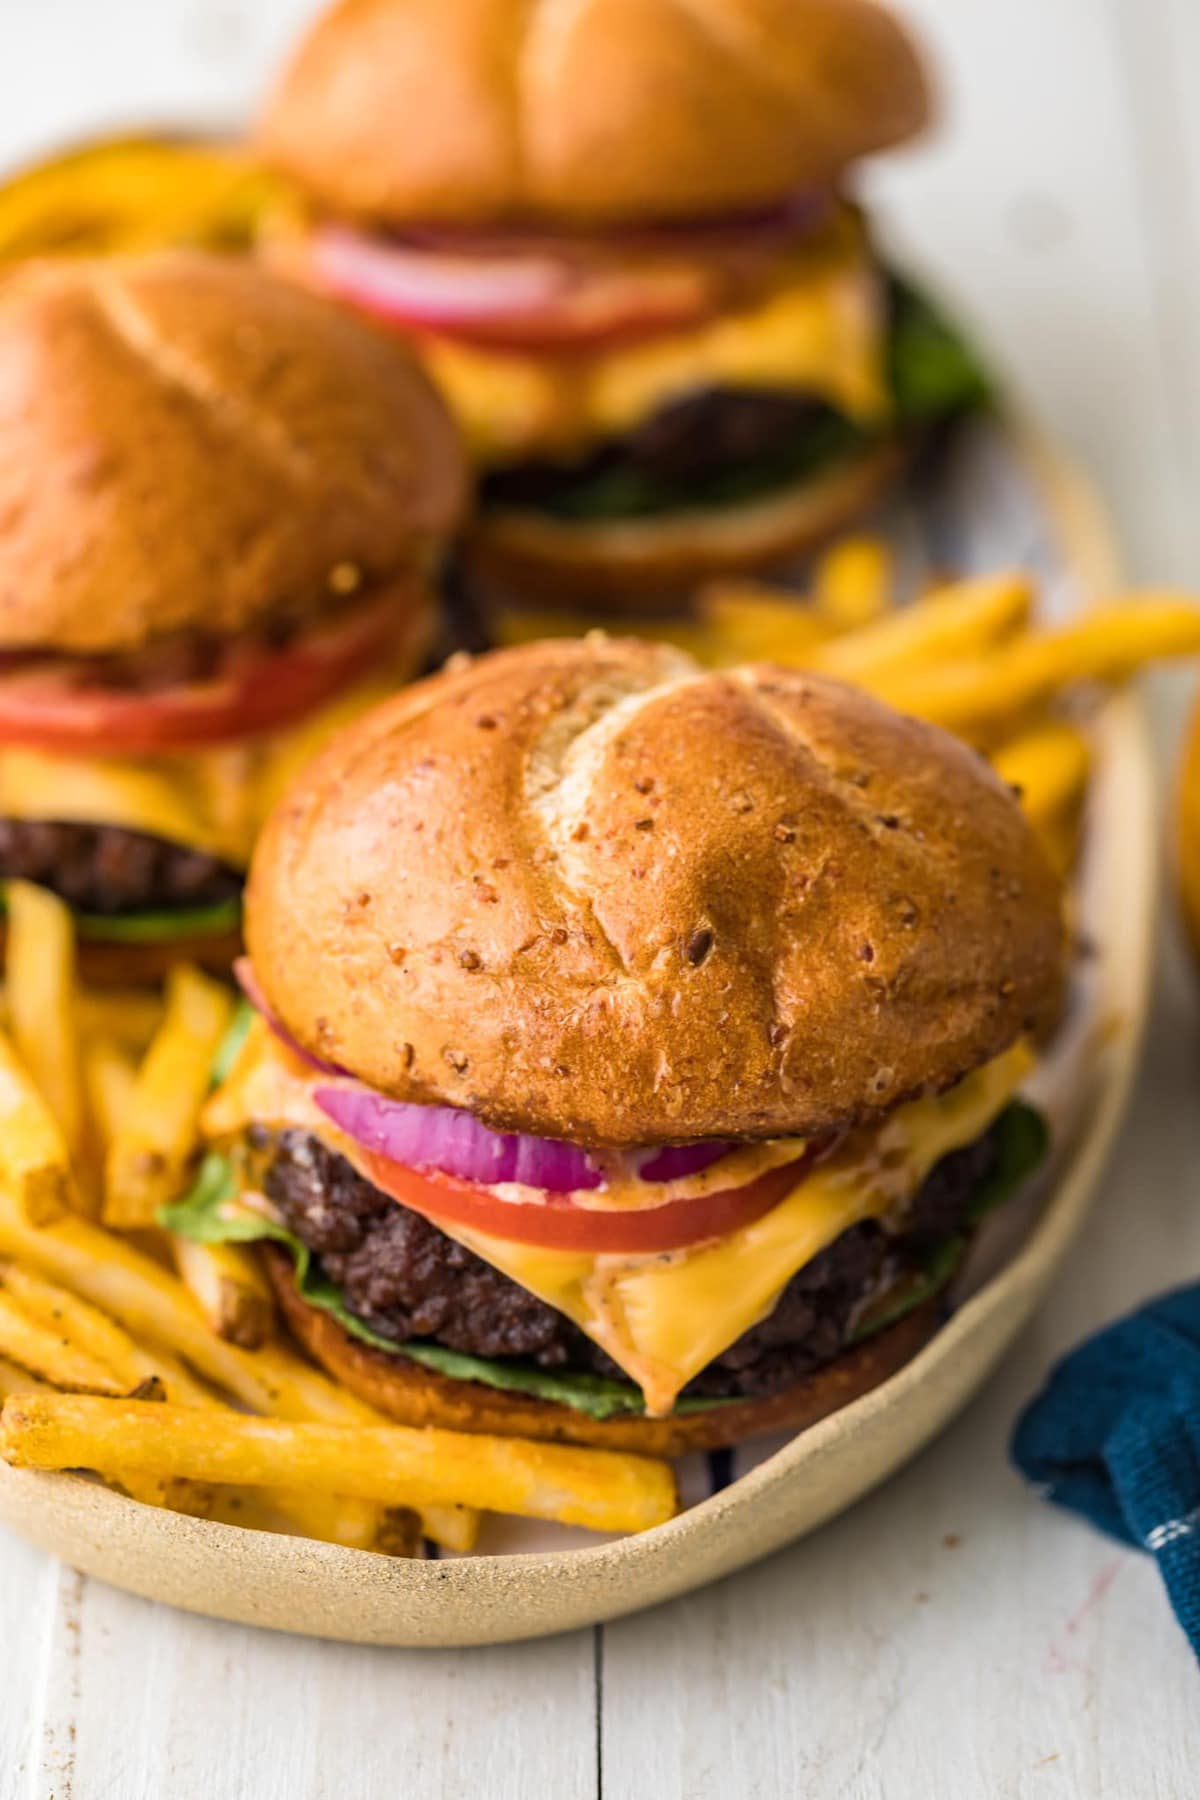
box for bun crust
[0,253,467,653]
[260,0,931,227]
[247,638,1064,1146]
[466,443,905,611]
[265,1244,942,1455]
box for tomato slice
[0,589,414,754]
[357,1150,811,1254]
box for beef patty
[481,387,853,518]
[262,1126,1000,1402]
[0,819,242,916]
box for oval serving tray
[0,418,1156,1647]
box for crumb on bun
[247,636,1065,1147]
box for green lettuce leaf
[163,1100,1048,1425]
[887,277,993,427]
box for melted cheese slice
[420,218,890,466]
[0,662,414,870]
[208,1025,1033,1417]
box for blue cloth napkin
[1011,1284,1200,1659]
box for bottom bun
[1,920,244,988]
[266,1246,942,1458]
[464,441,906,615]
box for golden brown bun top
[259,0,931,228]
[247,637,1064,1148]
[0,253,468,653]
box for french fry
[420,1503,481,1555]
[5,882,89,1203]
[0,1347,198,1511]
[205,1489,421,1555]
[810,572,1033,684]
[104,964,234,1229]
[169,1236,274,1349]
[0,1262,183,1398]
[0,1027,76,1222]
[0,1194,361,1417]
[1,1396,679,1534]
[0,1194,481,1545]
[868,596,1200,739]
[812,536,892,628]
[0,1291,131,1395]
[82,1040,137,1153]
[697,582,833,664]
[75,988,164,1059]
[0,1355,48,1398]
[0,134,292,262]
[992,721,1092,832]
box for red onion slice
[237,958,741,1193]
[314,1082,605,1192]
[635,1142,734,1182]
[310,226,572,330]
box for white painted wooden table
[2,3,1200,1793]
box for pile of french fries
[0,883,676,1551]
[499,544,1200,878]
[0,548,1197,1560]
[0,134,296,264]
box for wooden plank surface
[2,1,1200,1795]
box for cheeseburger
[258,0,987,609]
[0,252,466,980]
[183,638,1064,1454]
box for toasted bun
[265,1244,942,1455]
[248,638,1064,1145]
[259,0,931,228]
[466,443,905,612]
[0,253,467,654]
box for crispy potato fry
[992,721,1092,831]
[0,1261,196,1403]
[697,582,833,664]
[0,1291,131,1395]
[201,1486,411,1554]
[812,536,892,628]
[419,1504,482,1555]
[5,883,89,1202]
[0,1027,76,1222]
[0,1355,48,1398]
[1,1396,679,1533]
[75,989,165,1059]
[0,1206,404,1546]
[0,134,292,262]
[82,1039,137,1154]
[866,596,1200,739]
[169,1236,274,1349]
[0,1193,367,1418]
[104,965,234,1229]
[810,572,1034,684]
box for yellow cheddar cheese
[0,665,411,871]
[420,219,890,466]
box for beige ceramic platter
[0,417,1156,1647]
